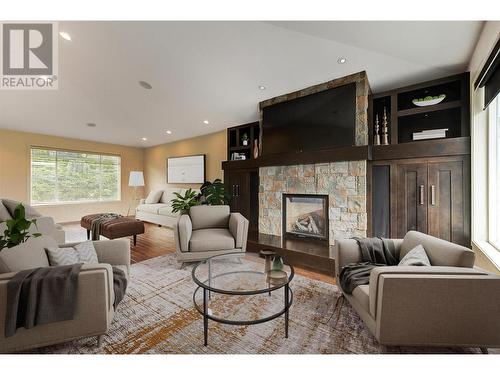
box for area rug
[29,254,494,354]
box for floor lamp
[128,171,145,216]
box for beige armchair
[335,231,500,350]
[174,205,249,262]
[0,236,130,353]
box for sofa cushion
[145,190,164,204]
[136,203,170,214]
[0,201,12,221]
[400,231,474,268]
[189,205,230,230]
[189,228,235,252]
[352,285,370,316]
[0,235,55,273]
[160,188,181,204]
[2,198,42,219]
[398,244,431,266]
[158,206,177,217]
[46,241,99,266]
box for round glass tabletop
[192,252,294,295]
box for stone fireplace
[283,194,329,241]
[259,161,367,246]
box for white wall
[467,21,500,273]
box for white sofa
[135,187,199,228]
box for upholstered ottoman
[81,214,145,246]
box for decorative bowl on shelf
[412,94,446,107]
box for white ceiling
[0,21,483,147]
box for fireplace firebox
[282,194,329,241]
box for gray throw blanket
[4,264,82,337]
[339,237,397,294]
[91,213,122,240]
[112,266,127,309]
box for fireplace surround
[282,194,329,241]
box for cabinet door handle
[236,184,240,197]
[419,185,424,205]
[430,185,436,206]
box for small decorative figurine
[374,114,381,145]
[381,107,389,145]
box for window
[488,95,500,249]
[30,147,121,205]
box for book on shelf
[413,128,448,140]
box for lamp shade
[128,171,145,187]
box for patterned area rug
[30,254,494,354]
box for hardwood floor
[62,221,334,284]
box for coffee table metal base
[193,284,293,346]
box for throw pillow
[145,190,163,204]
[2,199,42,219]
[398,244,431,266]
[0,201,12,221]
[46,241,99,266]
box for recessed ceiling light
[86,122,96,128]
[59,31,72,41]
[141,137,147,141]
[258,85,266,90]
[337,57,347,64]
[203,120,210,125]
[139,81,152,90]
[166,130,172,135]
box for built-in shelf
[397,100,462,117]
[370,72,470,146]
[223,145,370,170]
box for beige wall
[143,130,226,193]
[0,129,144,223]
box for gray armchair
[174,205,249,262]
[335,231,500,349]
[0,236,130,353]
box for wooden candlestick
[381,107,389,145]
[374,114,380,145]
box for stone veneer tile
[260,160,367,245]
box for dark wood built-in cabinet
[371,155,470,247]
[224,168,259,231]
[369,72,471,247]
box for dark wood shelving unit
[227,121,260,161]
[368,72,471,246]
[370,72,470,145]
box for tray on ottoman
[81,214,145,245]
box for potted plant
[171,188,200,215]
[0,204,41,251]
[200,179,230,205]
[241,133,249,146]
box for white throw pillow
[398,244,431,266]
[46,241,99,266]
[145,190,164,204]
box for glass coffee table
[192,252,294,346]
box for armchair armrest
[370,266,500,345]
[175,214,192,252]
[93,239,130,273]
[229,213,249,250]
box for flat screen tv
[261,82,356,155]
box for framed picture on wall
[166,154,206,184]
